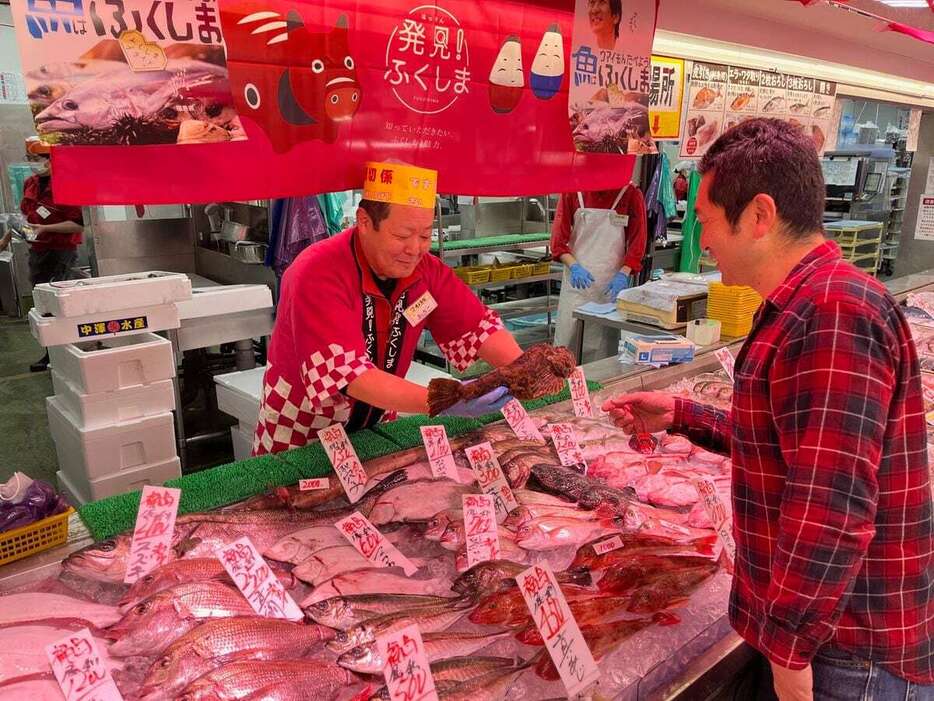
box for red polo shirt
[20,175,83,252]
[253,227,504,455]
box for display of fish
[514,513,622,551]
[327,601,471,655]
[174,659,354,701]
[339,631,512,674]
[0,592,121,630]
[597,555,716,595]
[366,656,520,698]
[0,624,123,686]
[438,663,531,701]
[306,593,464,631]
[368,479,475,525]
[301,570,450,607]
[627,561,719,612]
[533,617,655,680]
[451,559,591,600]
[137,617,332,701]
[294,546,426,587]
[427,343,576,416]
[528,463,636,513]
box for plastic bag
[0,480,69,533]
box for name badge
[36,205,52,219]
[610,213,629,228]
[403,291,438,327]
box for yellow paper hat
[362,161,437,209]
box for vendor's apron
[554,188,629,362]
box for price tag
[46,628,123,701]
[592,535,624,555]
[375,623,439,701]
[403,291,438,327]
[501,399,545,442]
[462,494,501,568]
[515,564,600,698]
[464,441,519,522]
[657,519,692,536]
[549,423,588,473]
[299,478,329,491]
[217,537,303,621]
[318,424,368,503]
[124,485,181,584]
[419,425,459,481]
[692,478,735,564]
[713,348,736,382]
[336,511,418,575]
[567,367,594,418]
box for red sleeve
[550,193,576,261]
[622,187,647,273]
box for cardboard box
[622,334,696,365]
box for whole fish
[368,681,462,701]
[451,560,591,600]
[425,510,462,541]
[509,594,633,637]
[0,624,122,686]
[107,581,256,657]
[503,503,600,530]
[26,59,125,109]
[175,659,354,701]
[513,489,576,508]
[454,540,528,573]
[528,463,637,512]
[367,657,519,698]
[439,663,531,701]
[598,556,716,595]
[137,617,332,701]
[0,679,67,701]
[301,570,449,607]
[571,533,715,571]
[368,479,474,525]
[533,617,655,680]
[515,513,622,551]
[293,546,426,587]
[339,631,512,674]
[264,525,364,564]
[470,585,593,628]
[306,593,463,631]
[0,593,121,630]
[627,562,718,613]
[327,603,470,655]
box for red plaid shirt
[673,241,934,683]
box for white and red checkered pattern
[438,309,505,372]
[301,344,375,408]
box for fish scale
[177,659,353,701]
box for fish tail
[427,379,465,416]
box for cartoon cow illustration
[221,4,361,152]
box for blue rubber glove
[439,386,513,418]
[569,263,594,290]
[605,271,631,300]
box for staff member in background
[551,184,647,362]
[252,162,524,456]
[0,138,84,373]
[603,119,933,700]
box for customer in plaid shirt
[604,119,934,700]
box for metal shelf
[488,295,559,320]
[437,239,551,257]
[469,272,561,290]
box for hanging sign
[648,55,684,140]
[916,196,934,242]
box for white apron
[554,187,629,362]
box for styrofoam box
[56,457,181,504]
[177,284,273,320]
[230,424,254,462]
[33,271,192,318]
[48,332,175,394]
[47,396,177,482]
[214,366,265,429]
[30,303,180,348]
[51,370,175,430]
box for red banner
[51,0,651,204]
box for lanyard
[362,290,408,375]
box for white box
[214,366,265,429]
[51,370,175,430]
[56,457,181,504]
[47,397,177,482]
[33,271,192,318]
[48,332,175,394]
[30,303,180,347]
[177,284,272,320]
[622,334,696,365]
[230,424,254,462]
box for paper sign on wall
[916,196,934,242]
[649,56,685,140]
[124,486,181,584]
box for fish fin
[653,611,681,626]
[171,598,194,620]
[426,378,464,416]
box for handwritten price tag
[568,367,594,418]
[336,512,418,575]
[375,623,439,701]
[464,441,518,522]
[714,348,736,382]
[217,537,303,621]
[46,628,124,701]
[299,478,329,491]
[462,494,501,568]
[124,485,181,585]
[515,564,599,698]
[501,399,545,442]
[692,478,736,565]
[318,424,368,504]
[419,425,459,481]
[549,423,588,473]
[592,535,624,555]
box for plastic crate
[512,264,534,280]
[532,261,552,275]
[454,266,491,285]
[490,266,514,282]
[0,507,74,567]
[824,221,884,247]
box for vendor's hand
[440,386,513,418]
[601,391,675,433]
[770,662,813,701]
[604,271,631,300]
[569,263,594,290]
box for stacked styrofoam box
[214,366,266,461]
[31,273,192,504]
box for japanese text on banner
[217,537,303,620]
[318,424,368,503]
[501,399,544,442]
[419,425,459,481]
[516,564,599,698]
[46,628,124,701]
[124,485,180,584]
[567,367,594,418]
[336,511,418,575]
[462,494,500,568]
[464,441,518,522]
[549,422,587,473]
[376,623,439,701]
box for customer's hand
[569,263,594,290]
[601,391,676,433]
[439,386,513,418]
[771,662,813,701]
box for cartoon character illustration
[221,5,361,152]
[488,35,524,114]
[530,24,564,100]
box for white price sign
[318,424,368,503]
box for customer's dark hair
[698,118,825,239]
[611,0,622,39]
[358,199,391,230]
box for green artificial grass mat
[431,232,550,252]
[373,415,484,449]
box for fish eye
[134,602,149,615]
[143,574,155,584]
[330,95,339,104]
[37,86,51,96]
[344,56,354,70]
[101,541,116,552]
[158,657,171,668]
[311,59,325,73]
[63,100,78,111]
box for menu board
[680,63,836,158]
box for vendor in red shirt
[252,162,524,455]
[550,184,647,361]
[0,138,84,372]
